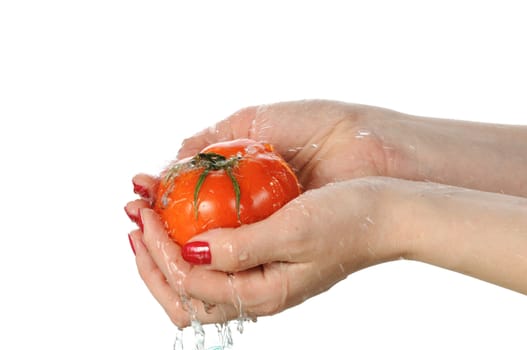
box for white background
[1,1,526,349]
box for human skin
[125,100,527,327]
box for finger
[124,198,150,228]
[182,191,320,272]
[132,173,159,200]
[184,262,299,318]
[131,229,240,326]
[130,229,189,325]
[140,208,191,291]
[182,205,308,272]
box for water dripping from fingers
[227,273,257,335]
[215,323,233,349]
[173,328,184,350]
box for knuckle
[220,238,250,272]
[276,198,314,252]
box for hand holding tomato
[129,175,411,327]
[176,100,394,190]
[126,100,403,327]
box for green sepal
[226,167,241,222]
[194,168,210,220]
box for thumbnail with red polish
[182,241,211,265]
[133,182,150,199]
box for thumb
[180,204,306,272]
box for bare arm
[369,111,527,197]
[397,180,527,294]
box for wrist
[342,177,418,267]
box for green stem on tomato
[188,152,242,222]
[194,168,210,220]
[225,167,241,222]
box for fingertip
[181,241,211,265]
[132,173,159,199]
[181,229,224,266]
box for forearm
[399,182,527,294]
[372,112,527,197]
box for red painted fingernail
[133,182,150,199]
[128,234,136,256]
[124,207,143,231]
[137,209,144,231]
[182,241,211,265]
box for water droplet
[355,129,372,139]
[287,146,304,153]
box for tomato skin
[153,139,301,245]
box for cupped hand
[127,174,409,326]
[176,100,397,189]
[182,177,406,320]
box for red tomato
[153,139,302,245]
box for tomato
[153,139,302,245]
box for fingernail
[182,241,211,265]
[124,207,143,231]
[133,182,150,199]
[137,209,144,232]
[128,234,136,256]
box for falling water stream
[172,273,255,350]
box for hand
[128,176,409,327]
[175,100,397,189]
[179,177,527,324]
[126,100,403,327]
